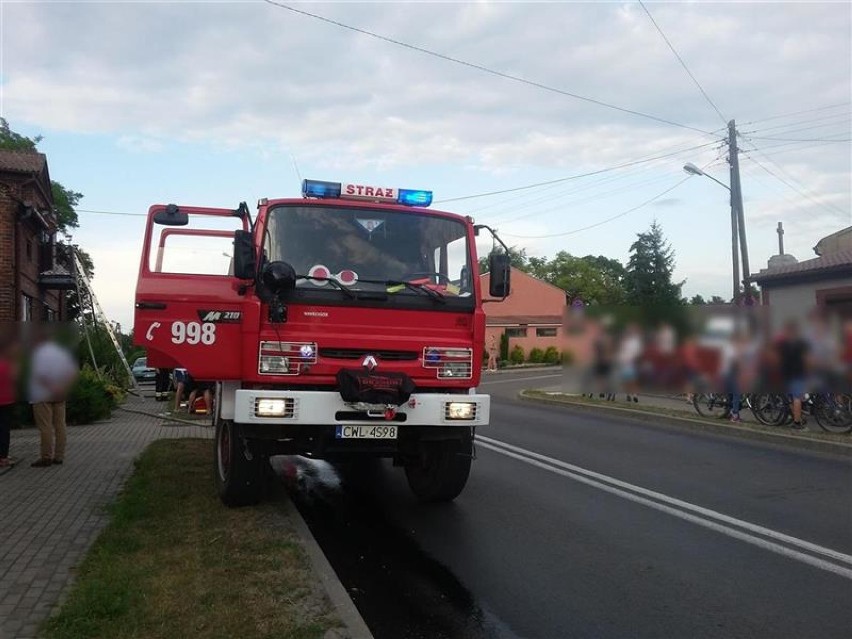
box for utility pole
[728,119,751,303]
[727,122,741,304]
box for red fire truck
[134,179,511,506]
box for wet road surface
[278,370,852,639]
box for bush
[499,333,509,361]
[544,346,560,365]
[561,350,575,366]
[509,345,525,365]
[66,366,117,425]
[528,347,545,364]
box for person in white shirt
[28,332,78,467]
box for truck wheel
[214,420,265,507]
[404,441,473,503]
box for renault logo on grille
[362,355,378,371]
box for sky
[2,0,850,329]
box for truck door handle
[136,301,167,310]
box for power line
[740,101,852,126]
[740,142,848,218]
[637,0,727,125]
[77,208,146,217]
[262,0,714,136]
[746,135,850,143]
[435,140,721,204]
[501,177,690,239]
[744,111,851,135]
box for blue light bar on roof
[302,179,341,199]
[398,189,433,207]
[302,179,432,207]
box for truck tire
[214,419,265,507]
[404,440,473,503]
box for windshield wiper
[297,275,356,299]
[385,280,447,304]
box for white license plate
[335,425,398,439]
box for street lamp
[683,163,730,192]
[683,162,742,303]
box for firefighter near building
[134,179,511,506]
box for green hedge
[528,348,544,363]
[544,346,560,365]
[509,345,525,365]
[66,366,119,425]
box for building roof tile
[751,248,852,284]
[0,149,47,174]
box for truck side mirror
[152,203,188,226]
[233,230,255,280]
[488,253,511,298]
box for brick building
[0,150,71,322]
[480,267,566,357]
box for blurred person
[843,319,852,386]
[777,320,810,430]
[804,311,840,391]
[29,329,79,467]
[617,324,643,403]
[154,367,172,402]
[655,322,678,389]
[0,335,20,468]
[173,367,189,412]
[589,329,615,400]
[680,335,702,404]
[486,335,498,373]
[187,381,214,416]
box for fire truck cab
[134,179,510,506]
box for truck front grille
[320,348,418,361]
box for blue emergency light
[302,180,341,199]
[302,179,432,207]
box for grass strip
[42,439,339,639]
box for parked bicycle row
[691,391,852,434]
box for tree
[709,295,727,305]
[0,118,82,232]
[535,251,626,305]
[624,221,683,307]
[689,294,707,305]
[623,222,686,330]
[478,246,531,273]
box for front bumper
[233,389,490,427]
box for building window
[21,295,34,322]
[536,327,558,337]
[46,307,57,322]
[505,327,527,338]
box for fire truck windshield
[264,205,474,308]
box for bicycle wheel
[814,393,852,434]
[751,393,788,427]
[693,393,728,419]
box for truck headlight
[255,398,294,418]
[424,347,473,379]
[445,402,477,420]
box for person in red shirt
[0,334,20,468]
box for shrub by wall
[510,345,525,365]
[528,348,545,364]
[544,347,560,365]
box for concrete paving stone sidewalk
[0,395,212,639]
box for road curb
[286,500,374,639]
[518,391,852,458]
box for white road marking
[480,374,562,385]
[477,435,852,580]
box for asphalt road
[287,369,852,639]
